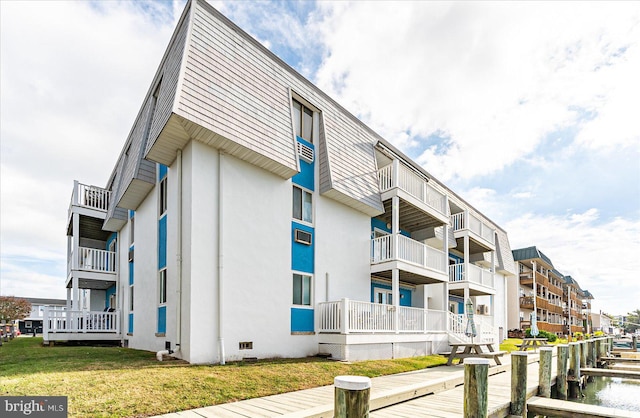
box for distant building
[16,297,66,335]
[591,311,613,334]
[508,246,594,336]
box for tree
[0,296,31,323]
[622,309,640,334]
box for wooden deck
[152,350,637,418]
[152,355,531,418]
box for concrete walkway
[152,354,538,418]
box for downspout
[218,151,226,365]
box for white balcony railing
[71,181,110,211]
[43,308,120,334]
[76,247,117,273]
[371,234,446,273]
[448,312,497,344]
[378,163,448,218]
[450,211,495,245]
[318,299,448,334]
[449,263,494,288]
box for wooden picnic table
[518,338,549,351]
[442,342,507,366]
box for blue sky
[1,0,639,315]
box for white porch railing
[450,211,495,245]
[448,312,497,344]
[76,247,117,273]
[371,234,446,273]
[43,308,120,334]
[72,181,111,211]
[449,263,494,288]
[317,299,448,334]
[378,163,448,217]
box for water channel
[570,376,640,412]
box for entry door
[374,288,393,305]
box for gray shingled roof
[512,246,554,268]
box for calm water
[570,376,640,412]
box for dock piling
[556,344,569,400]
[510,351,529,417]
[538,347,553,398]
[568,342,581,398]
[463,358,490,418]
[334,375,371,418]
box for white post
[391,195,400,334]
[340,298,349,334]
[73,180,79,205]
[393,269,399,334]
[72,212,80,270]
[72,276,79,331]
[66,288,72,311]
[392,159,399,188]
[43,306,50,337]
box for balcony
[448,263,495,296]
[70,181,111,217]
[377,162,449,226]
[520,296,534,309]
[371,234,447,284]
[450,211,495,252]
[66,246,117,290]
[43,308,121,343]
[318,299,448,334]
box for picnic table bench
[441,342,507,366]
[518,338,549,351]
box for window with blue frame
[292,185,313,224]
[292,273,312,306]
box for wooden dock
[153,349,638,418]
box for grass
[500,337,569,352]
[0,337,447,417]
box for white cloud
[505,209,640,315]
[0,1,178,297]
[312,2,640,181]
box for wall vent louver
[294,229,312,245]
[297,142,314,163]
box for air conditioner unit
[478,305,490,315]
[294,229,312,245]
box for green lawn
[0,337,447,417]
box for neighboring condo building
[44,0,516,363]
[508,246,594,337]
[16,297,66,335]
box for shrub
[524,328,558,342]
[594,330,605,337]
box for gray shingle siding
[166,0,384,215]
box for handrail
[77,247,117,273]
[371,234,446,273]
[377,163,448,217]
[317,299,448,334]
[72,181,110,211]
[43,308,120,334]
[449,211,495,245]
[448,263,494,288]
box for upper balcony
[371,234,448,284]
[377,161,449,227]
[66,181,117,291]
[450,211,495,253]
[69,181,111,220]
[448,263,495,296]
